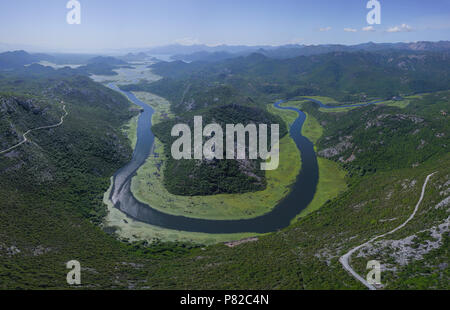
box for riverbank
[126,93,346,224]
[278,100,347,220]
[122,114,139,149]
[103,85,263,243]
[129,92,301,220]
[103,178,261,244]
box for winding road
[0,102,68,155]
[339,172,436,290]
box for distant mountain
[0,50,54,69]
[118,52,157,62]
[254,41,450,58]
[406,41,450,51]
[349,41,450,52]
[87,56,127,65]
[171,51,236,63]
[0,51,130,76]
[150,41,450,62]
[148,49,450,103]
[145,44,276,56]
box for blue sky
[0,0,449,52]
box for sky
[0,0,449,52]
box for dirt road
[339,172,436,290]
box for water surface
[107,86,379,233]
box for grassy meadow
[103,178,261,244]
[131,135,301,220]
[107,92,347,241]
[277,100,347,220]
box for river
[107,84,380,234]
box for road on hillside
[0,102,68,155]
[339,172,436,290]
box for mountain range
[163,41,450,61]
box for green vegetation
[119,91,172,150]
[133,91,173,124]
[104,178,261,244]
[1,49,448,290]
[128,92,300,220]
[128,153,448,290]
[131,135,300,220]
[274,100,346,220]
[303,91,449,178]
[150,104,287,196]
[90,64,161,85]
[121,114,139,149]
[296,157,347,219]
[302,112,323,145]
[268,100,347,221]
[266,103,298,126]
[148,50,450,103]
[303,96,339,106]
[378,99,410,109]
[319,106,358,113]
[2,147,448,288]
[128,92,345,225]
[0,73,136,225]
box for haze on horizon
[0,0,449,53]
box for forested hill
[166,40,450,61]
[0,47,449,289]
[0,68,135,223]
[300,91,450,178]
[151,104,287,196]
[0,50,128,76]
[147,50,450,103]
[118,48,450,197]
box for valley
[0,43,448,290]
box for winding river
[107,83,380,234]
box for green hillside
[0,51,448,290]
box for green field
[133,91,174,124]
[303,96,339,105]
[302,112,323,145]
[103,178,261,244]
[296,157,347,220]
[299,107,347,220]
[277,100,347,220]
[123,93,301,221]
[285,97,410,113]
[266,103,298,126]
[129,96,346,222]
[103,90,264,243]
[379,99,410,109]
[110,93,347,241]
[269,102,323,145]
[131,135,301,220]
[122,114,139,149]
[319,105,359,113]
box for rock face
[0,96,44,115]
[0,94,55,150]
[318,136,353,159]
[224,237,259,248]
[357,216,449,266]
[436,196,450,210]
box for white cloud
[344,28,357,32]
[319,27,332,32]
[174,37,201,45]
[386,24,413,33]
[362,26,376,32]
